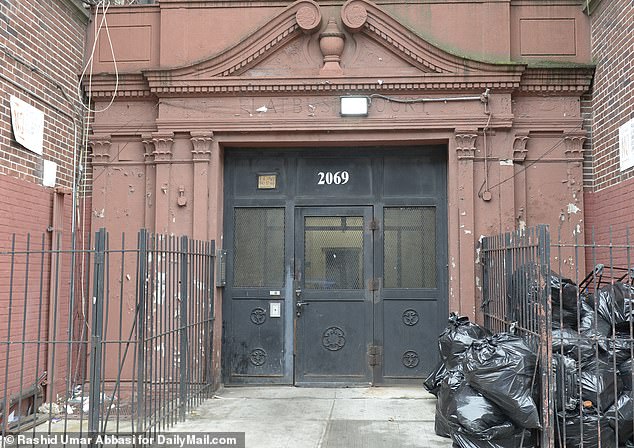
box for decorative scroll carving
[190,131,214,161]
[322,326,346,351]
[296,3,321,33]
[342,0,368,33]
[89,134,112,163]
[152,132,174,162]
[455,130,478,160]
[402,350,420,368]
[250,308,267,325]
[564,132,586,159]
[513,133,530,163]
[319,18,345,76]
[402,309,419,326]
[249,348,267,366]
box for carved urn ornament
[319,18,345,76]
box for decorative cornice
[83,1,593,99]
[89,134,112,163]
[340,0,525,76]
[564,131,586,160]
[513,133,530,163]
[519,67,594,95]
[455,129,478,160]
[190,131,214,161]
[143,0,321,86]
[152,132,174,162]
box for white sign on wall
[620,118,634,172]
[10,95,45,155]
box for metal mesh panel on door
[383,207,436,288]
[233,208,285,287]
[304,216,364,290]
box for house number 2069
[317,171,350,185]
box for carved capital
[152,132,174,162]
[455,130,478,160]
[190,131,214,161]
[513,133,530,163]
[341,0,368,33]
[89,134,112,163]
[141,133,155,161]
[564,131,586,160]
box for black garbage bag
[580,299,614,337]
[585,283,634,329]
[439,313,489,370]
[580,355,622,411]
[551,273,580,311]
[619,359,634,391]
[462,333,541,429]
[552,306,579,330]
[553,354,579,412]
[552,328,597,364]
[445,381,513,437]
[556,409,616,448]
[451,430,536,448]
[436,369,465,438]
[603,336,633,365]
[424,360,448,397]
[607,390,634,445]
[506,264,540,323]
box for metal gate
[223,148,448,385]
[481,224,634,447]
[0,229,215,442]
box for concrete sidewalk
[173,386,452,448]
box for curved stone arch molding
[144,0,322,84]
[340,0,523,77]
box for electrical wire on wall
[478,105,493,201]
[73,0,120,340]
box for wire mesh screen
[304,216,364,290]
[383,207,436,288]
[233,208,285,287]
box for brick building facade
[583,0,634,269]
[0,0,89,398]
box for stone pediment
[85,0,591,99]
[139,0,527,95]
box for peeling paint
[93,209,105,218]
[464,229,472,235]
[519,220,526,232]
[567,203,581,214]
[499,159,513,166]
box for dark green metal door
[294,207,374,385]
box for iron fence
[0,229,215,444]
[480,225,553,447]
[482,225,634,447]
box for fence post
[179,235,189,420]
[88,228,106,441]
[537,224,553,448]
[135,229,148,433]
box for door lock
[296,300,310,317]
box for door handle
[296,300,310,317]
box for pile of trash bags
[549,273,634,448]
[426,269,634,448]
[425,312,539,448]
